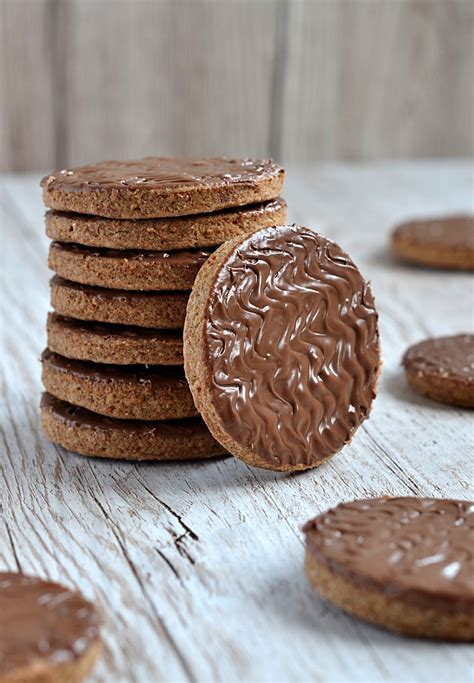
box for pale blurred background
[1,0,473,172]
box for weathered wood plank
[1,163,473,682]
[0,0,56,171]
[279,0,474,161]
[59,0,279,167]
[1,1,473,170]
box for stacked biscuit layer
[40,157,286,460]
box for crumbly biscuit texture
[41,349,197,421]
[40,393,227,461]
[45,198,287,250]
[47,312,184,365]
[48,241,210,291]
[50,276,189,329]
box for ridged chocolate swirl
[0,572,100,674]
[205,225,380,469]
[304,497,474,611]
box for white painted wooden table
[1,161,473,683]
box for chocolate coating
[41,393,206,436]
[51,241,211,266]
[403,334,474,384]
[0,572,100,675]
[41,157,282,192]
[304,497,474,612]
[393,215,474,250]
[48,313,182,341]
[41,348,188,386]
[204,225,380,469]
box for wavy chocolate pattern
[205,226,380,469]
[304,497,474,609]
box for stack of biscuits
[40,157,286,461]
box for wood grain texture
[1,162,473,682]
[279,0,474,161]
[1,0,473,170]
[0,0,56,171]
[59,0,279,166]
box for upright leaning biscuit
[0,571,101,683]
[45,198,287,250]
[391,215,474,270]
[402,334,474,407]
[303,497,474,641]
[41,157,285,219]
[184,225,381,471]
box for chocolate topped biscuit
[41,349,197,420]
[402,334,474,407]
[47,312,184,365]
[0,572,101,680]
[303,497,474,640]
[392,215,474,270]
[40,393,226,461]
[41,157,285,219]
[50,276,189,329]
[45,198,287,251]
[49,241,210,291]
[184,225,381,471]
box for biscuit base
[47,313,183,366]
[50,276,189,329]
[49,242,206,291]
[305,551,474,641]
[41,394,227,461]
[405,368,474,408]
[392,238,474,270]
[41,350,197,421]
[1,637,101,683]
[42,174,284,219]
[45,198,287,250]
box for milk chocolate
[304,497,474,612]
[204,225,380,469]
[41,157,282,192]
[393,215,474,250]
[403,334,474,384]
[0,572,100,675]
[51,241,211,266]
[41,393,207,436]
[41,349,187,385]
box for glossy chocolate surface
[304,497,474,611]
[0,572,100,674]
[41,393,208,435]
[41,157,283,192]
[403,334,474,384]
[41,349,188,387]
[393,215,474,249]
[204,225,380,469]
[50,241,211,265]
